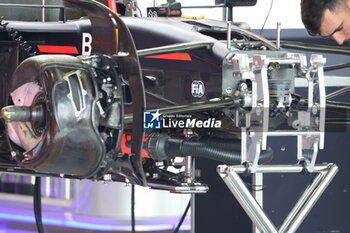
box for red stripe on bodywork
[145,52,192,61]
[37,45,79,54]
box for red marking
[145,52,192,61]
[108,0,117,13]
[121,134,150,158]
[37,45,79,54]
[92,40,111,45]
[170,10,181,16]
[244,30,272,44]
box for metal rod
[0,3,64,9]
[45,177,51,198]
[327,102,350,111]
[219,164,338,233]
[278,172,324,233]
[276,22,281,50]
[326,86,350,100]
[227,21,232,50]
[227,7,233,21]
[326,123,350,126]
[327,100,350,106]
[145,91,178,106]
[42,0,45,23]
[324,62,350,72]
[266,131,322,137]
[219,166,278,233]
[269,58,301,64]
[184,156,192,183]
[191,195,195,233]
[181,4,226,9]
[218,164,330,174]
[137,41,214,57]
[184,129,193,183]
[65,179,71,200]
[252,173,263,233]
[191,159,196,233]
[326,118,350,125]
[222,6,227,21]
[145,91,209,120]
[326,106,350,113]
[281,41,350,56]
[124,99,234,123]
[283,164,338,233]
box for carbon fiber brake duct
[3,0,147,185]
[60,0,147,185]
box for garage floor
[1,221,190,233]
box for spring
[0,16,37,57]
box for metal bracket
[222,52,326,174]
[217,164,338,233]
[222,53,269,172]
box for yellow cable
[181,15,205,20]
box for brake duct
[1,0,147,185]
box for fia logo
[144,110,162,129]
[191,80,205,98]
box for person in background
[301,0,350,45]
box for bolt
[305,72,311,79]
[312,104,319,115]
[248,130,255,137]
[239,82,248,92]
[10,151,16,158]
[292,120,301,129]
[256,104,263,116]
[103,174,112,181]
[315,117,320,126]
[155,161,164,166]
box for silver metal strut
[217,164,338,233]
